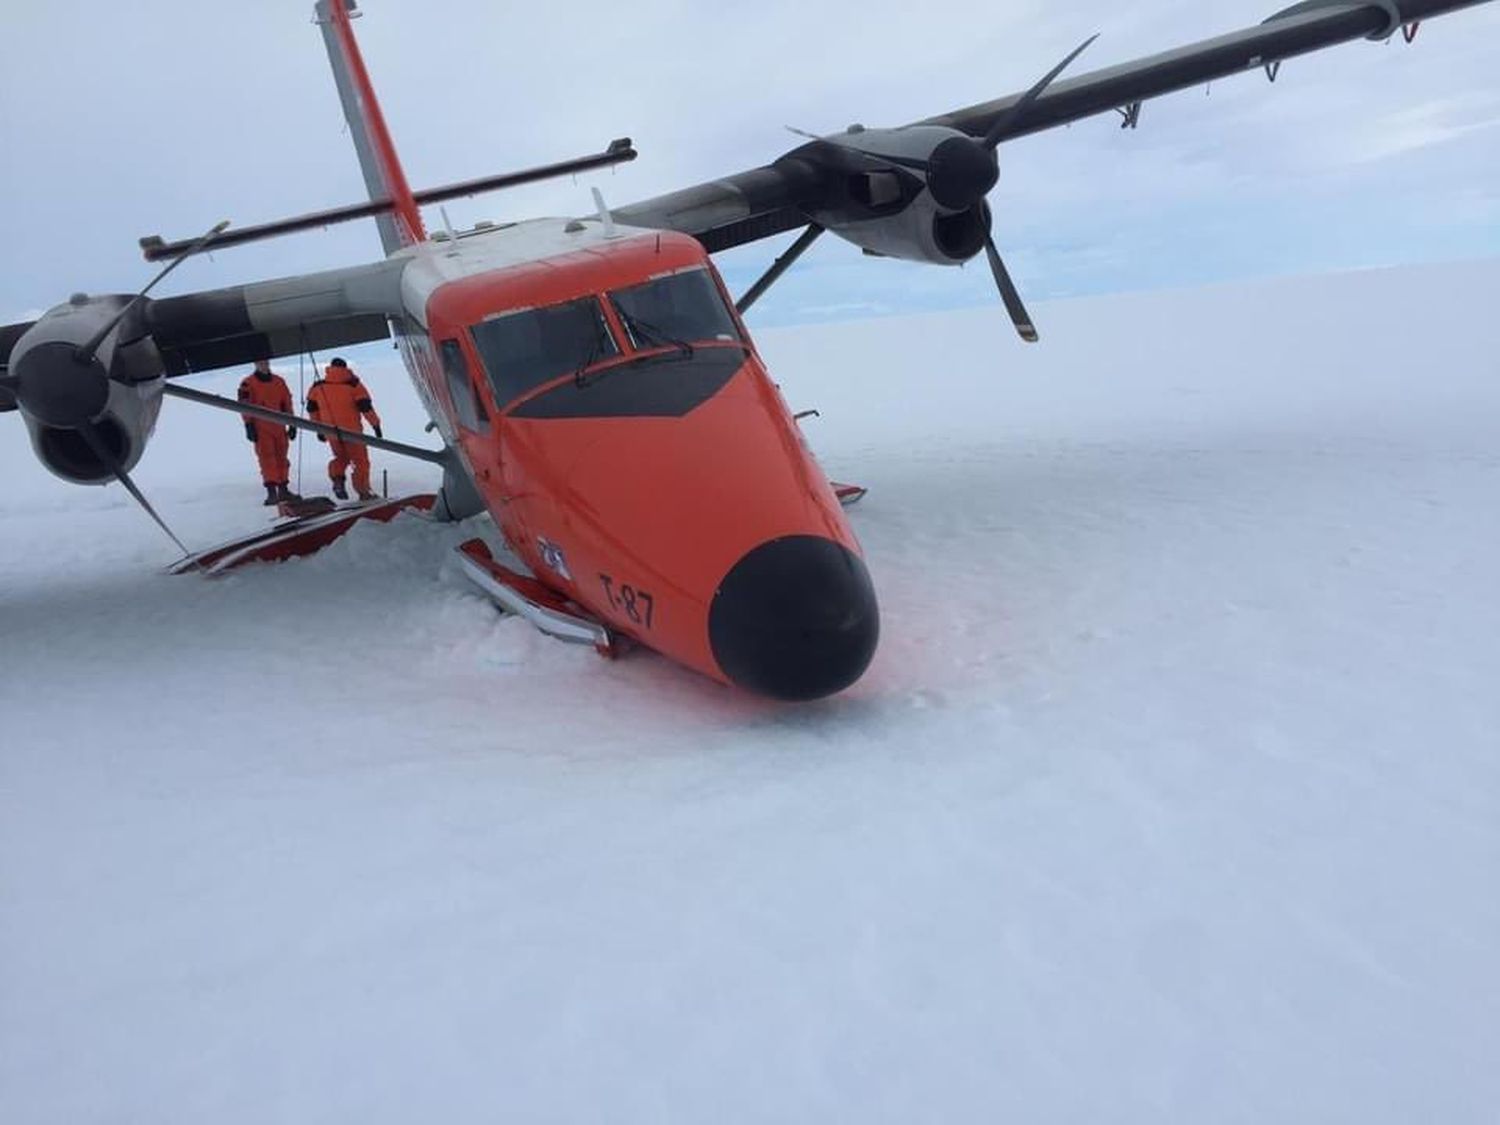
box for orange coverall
[306,363,383,495]
[237,369,294,486]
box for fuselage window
[469,297,618,407]
[440,338,489,431]
[609,268,742,352]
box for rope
[297,326,322,496]
[296,344,306,495]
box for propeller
[74,219,228,364]
[849,35,1098,342]
[985,232,1038,343]
[980,34,1099,150]
[2,219,227,557]
[80,421,191,556]
[2,336,194,556]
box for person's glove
[317,433,327,443]
[244,423,256,442]
[287,426,298,440]
[373,424,383,440]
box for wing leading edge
[614,0,1493,252]
[927,0,1491,144]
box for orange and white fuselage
[314,0,875,700]
[388,219,878,700]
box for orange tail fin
[314,1,426,254]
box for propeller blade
[79,423,192,557]
[1,320,32,369]
[75,219,230,364]
[984,234,1039,343]
[982,34,1099,150]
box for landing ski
[168,494,435,576]
[831,481,867,506]
[456,538,618,656]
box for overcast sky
[2,0,1497,329]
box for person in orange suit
[306,357,383,501]
[238,359,300,505]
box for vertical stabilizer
[313,0,426,255]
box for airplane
[0,0,1492,702]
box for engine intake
[35,417,132,483]
[24,378,162,484]
[820,194,990,266]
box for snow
[3,260,1499,1122]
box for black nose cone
[709,536,879,701]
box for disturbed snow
[2,260,1498,1122]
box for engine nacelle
[792,124,998,266]
[22,376,163,485]
[8,296,166,484]
[820,193,990,266]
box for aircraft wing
[923,0,1490,144]
[0,258,403,414]
[140,259,404,377]
[5,0,1490,404]
[613,0,1493,252]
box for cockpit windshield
[470,297,618,406]
[609,268,742,351]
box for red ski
[831,481,868,507]
[168,494,435,577]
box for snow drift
[2,260,1498,1122]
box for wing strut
[736,225,825,314]
[161,383,449,465]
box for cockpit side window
[469,297,618,407]
[609,268,742,351]
[440,338,489,431]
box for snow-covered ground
[3,260,1498,1122]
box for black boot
[277,483,301,503]
[263,484,279,506]
[331,478,349,501]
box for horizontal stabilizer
[140,139,638,261]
